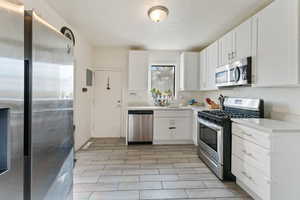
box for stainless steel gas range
[197,97,264,180]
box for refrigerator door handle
[24,59,31,158]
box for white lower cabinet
[153,110,192,144]
[192,110,198,146]
[232,135,270,176]
[232,122,300,200]
[232,155,271,200]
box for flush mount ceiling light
[148,6,169,23]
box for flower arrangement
[150,88,173,107]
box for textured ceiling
[5,0,23,5]
[45,0,272,50]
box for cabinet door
[128,51,149,90]
[206,41,218,91]
[253,0,299,87]
[153,118,174,141]
[219,32,233,66]
[180,52,199,91]
[173,117,192,141]
[199,50,207,91]
[234,18,252,60]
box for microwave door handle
[234,67,241,82]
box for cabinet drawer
[153,118,191,141]
[232,155,271,200]
[232,123,271,149]
[154,110,191,118]
[232,135,270,177]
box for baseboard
[75,139,91,152]
[236,179,262,200]
[153,140,194,145]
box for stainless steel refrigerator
[0,2,74,200]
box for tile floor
[74,138,252,200]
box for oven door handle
[198,118,222,132]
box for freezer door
[0,2,24,200]
[26,11,74,200]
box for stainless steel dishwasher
[128,110,153,144]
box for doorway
[93,70,122,138]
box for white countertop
[127,105,207,112]
[232,118,300,133]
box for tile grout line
[87,191,93,200]
[75,138,251,200]
[183,188,189,199]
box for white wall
[149,51,181,65]
[73,37,93,150]
[26,0,94,150]
[93,47,129,69]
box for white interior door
[93,70,122,138]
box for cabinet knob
[244,133,253,137]
[242,150,254,158]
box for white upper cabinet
[234,18,252,61]
[199,41,218,91]
[179,52,199,91]
[206,41,219,91]
[219,31,234,66]
[199,50,207,91]
[128,50,149,90]
[218,19,252,66]
[200,0,300,89]
[252,0,299,87]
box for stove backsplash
[202,87,300,123]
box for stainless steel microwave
[216,57,252,87]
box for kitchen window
[150,65,175,96]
